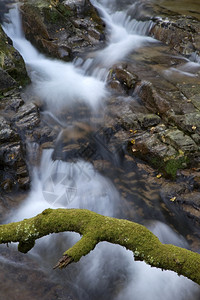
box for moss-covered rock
[0,25,29,90]
[127,124,197,179]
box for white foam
[8,149,118,222]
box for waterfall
[1,1,200,299]
[3,5,107,110]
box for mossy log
[0,208,200,285]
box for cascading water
[1,1,200,299]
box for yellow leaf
[150,127,155,134]
[156,174,162,179]
[178,149,184,156]
[131,139,135,144]
[161,135,166,142]
[170,196,176,202]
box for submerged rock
[107,65,138,94]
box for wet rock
[0,88,42,193]
[137,113,161,128]
[176,83,200,99]
[0,86,61,194]
[0,90,24,112]
[0,116,18,142]
[12,102,40,132]
[107,65,138,93]
[136,81,169,115]
[128,124,194,179]
[160,179,200,229]
[20,0,105,61]
[173,113,200,135]
[0,68,16,90]
[0,246,80,300]
[190,93,200,111]
[0,95,27,191]
[52,123,97,161]
[140,0,200,57]
[130,130,176,158]
[0,141,29,191]
[163,129,198,153]
[0,24,29,89]
[150,18,197,56]
[119,109,139,130]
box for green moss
[150,154,189,179]
[164,156,189,179]
[56,3,72,18]
[0,25,29,88]
[0,27,10,57]
[0,51,5,68]
[27,0,51,9]
[89,8,105,33]
[0,208,200,285]
[43,7,63,24]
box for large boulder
[20,0,105,61]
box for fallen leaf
[161,135,166,142]
[131,139,135,144]
[178,149,184,156]
[150,127,155,134]
[170,196,176,202]
[156,174,162,179]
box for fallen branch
[0,208,199,285]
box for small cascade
[8,149,118,222]
[3,5,107,110]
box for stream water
[1,0,200,299]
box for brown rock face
[20,0,105,61]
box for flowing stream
[1,0,200,299]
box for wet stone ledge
[20,0,105,61]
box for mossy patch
[43,6,68,24]
[56,3,72,18]
[164,156,189,179]
[0,25,29,88]
[150,154,189,179]
[0,208,200,285]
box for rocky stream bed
[0,0,200,299]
